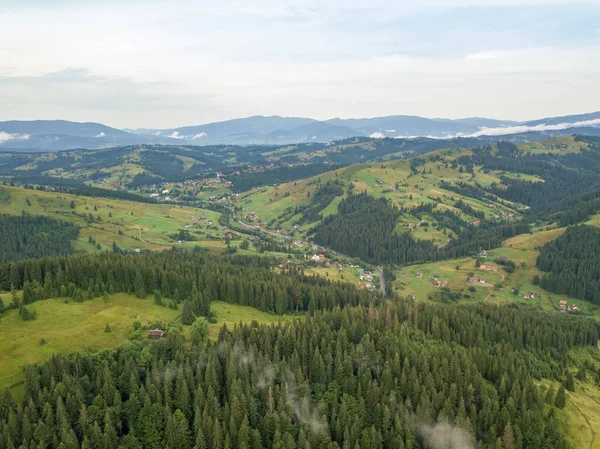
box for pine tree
[182,301,196,325]
[134,270,146,299]
[565,372,575,392]
[165,409,191,449]
[555,385,567,409]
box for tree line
[536,225,600,304]
[0,213,79,264]
[0,250,384,319]
[0,299,598,449]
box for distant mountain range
[1,111,599,152]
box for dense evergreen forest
[229,164,342,193]
[537,225,600,304]
[312,193,529,265]
[0,296,597,449]
[0,251,381,316]
[0,214,79,263]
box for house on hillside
[470,218,481,225]
[148,329,165,340]
[468,276,485,284]
[479,250,487,257]
[559,300,567,311]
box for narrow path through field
[479,265,505,302]
[572,400,596,449]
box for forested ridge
[312,193,529,265]
[0,213,79,263]
[0,298,597,449]
[537,225,600,304]
[229,164,342,193]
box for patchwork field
[0,185,232,253]
[393,224,600,320]
[239,149,523,242]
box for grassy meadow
[0,293,294,398]
[0,185,230,253]
[0,293,180,393]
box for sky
[0,0,599,129]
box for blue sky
[0,0,598,128]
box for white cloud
[469,118,600,137]
[168,131,185,139]
[385,129,396,132]
[0,132,31,142]
[370,132,385,138]
[192,132,207,139]
[95,132,105,137]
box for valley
[1,134,600,449]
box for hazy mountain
[435,117,518,128]
[2,112,599,151]
[132,116,317,143]
[0,120,179,152]
[522,111,600,127]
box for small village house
[148,329,165,340]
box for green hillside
[0,185,234,253]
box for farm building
[148,329,165,340]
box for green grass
[539,375,600,449]
[0,185,230,253]
[392,226,600,319]
[0,293,181,393]
[519,136,588,154]
[393,257,499,302]
[208,301,294,339]
[0,294,295,398]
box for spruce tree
[182,301,196,325]
[555,385,567,409]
